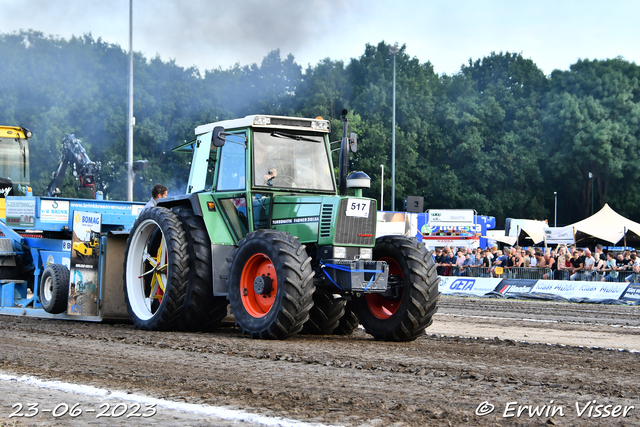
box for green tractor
[123,111,439,341]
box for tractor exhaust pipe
[338,109,349,196]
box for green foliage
[1,30,639,225]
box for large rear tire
[228,230,315,339]
[353,236,440,341]
[123,207,189,331]
[301,293,346,335]
[173,207,229,332]
[39,264,70,314]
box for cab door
[213,132,249,243]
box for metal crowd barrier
[446,266,552,279]
[443,265,640,282]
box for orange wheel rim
[240,253,277,318]
[366,256,402,319]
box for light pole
[554,191,557,227]
[389,43,399,211]
[380,164,384,211]
[589,172,593,215]
[127,0,134,201]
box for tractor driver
[254,143,277,185]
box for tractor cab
[174,115,335,240]
[0,125,32,196]
[0,126,32,219]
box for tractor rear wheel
[301,293,346,335]
[40,264,70,314]
[173,207,229,332]
[228,229,315,339]
[123,207,189,331]
[353,236,440,341]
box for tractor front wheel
[353,236,440,341]
[228,230,315,339]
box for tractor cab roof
[194,115,330,137]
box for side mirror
[212,126,226,147]
[349,132,357,153]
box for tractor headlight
[359,248,373,260]
[253,116,271,126]
[333,247,347,259]
[311,120,330,132]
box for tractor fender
[156,193,205,217]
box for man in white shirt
[583,248,596,280]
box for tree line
[1,30,639,226]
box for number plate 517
[345,199,370,218]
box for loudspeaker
[405,196,423,213]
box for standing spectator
[583,249,596,281]
[556,247,569,280]
[616,252,631,281]
[595,244,604,259]
[454,250,465,275]
[434,249,444,275]
[602,252,618,282]
[625,254,640,283]
[468,247,477,264]
[480,250,492,277]
[569,250,585,281]
[490,250,505,277]
[489,246,498,261]
[461,252,474,276]
[593,252,606,281]
[441,249,456,276]
[521,248,530,267]
[543,251,557,280]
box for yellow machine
[73,230,100,258]
[0,125,32,220]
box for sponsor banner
[68,211,101,316]
[69,201,132,212]
[620,283,640,303]
[531,280,629,300]
[423,237,479,249]
[495,279,538,295]
[572,282,629,300]
[40,199,70,223]
[439,277,503,296]
[428,209,474,224]
[5,198,35,227]
[531,280,581,299]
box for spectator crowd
[433,244,640,282]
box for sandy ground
[0,296,638,426]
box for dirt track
[1,296,639,426]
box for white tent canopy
[514,220,547,245]
[567,203,640,245]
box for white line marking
[0,371,337,427]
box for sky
[2,0,638,76]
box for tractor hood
[270,195,377,247]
